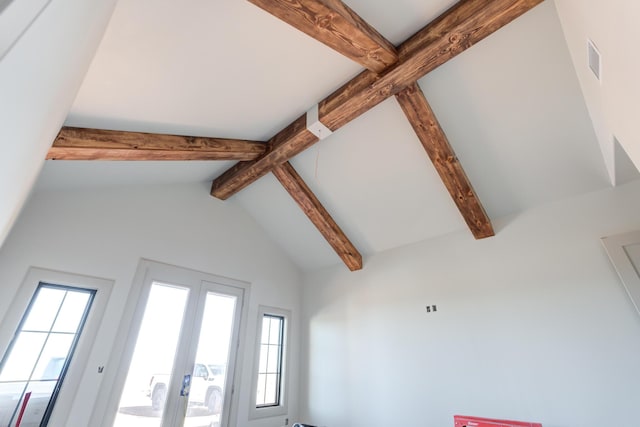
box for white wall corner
[0,0,118,249]
[599,133,616,187]
[613,136,640,187]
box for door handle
[180,374,191,397]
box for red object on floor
[454,415,542,427]
[15,391,32,427]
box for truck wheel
[152,385,166,411]
[207,388,222,414]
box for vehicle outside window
[146,363,225,414]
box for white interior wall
[300,180,640,427]
[0,0,118,249]
[0,182,301,427]
[554,0,640,178]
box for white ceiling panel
[35,0,616,271]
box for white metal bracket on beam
[306,104,333,140]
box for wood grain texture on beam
[48,127,267,161]
[211,114,319,199]
[395,83,494,239]
[319,0,544,130]
[248,0,397,73]
[211,0,543,199]
[272,161,362,271]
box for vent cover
[587,39,601,81]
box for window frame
[0,267,113,427]
[249,305,290,420]
[0,282,96,426]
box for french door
[105,261,248,427]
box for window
[250,306,290,419]
[0,268,112,427]
[0,283,95,426]
[257,314,284,407]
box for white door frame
[93,259,250,427]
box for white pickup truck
[147,363,225,414]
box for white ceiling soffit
[614,137,640,187]
[38,0,611,271]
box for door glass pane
[21,287,65,331]
[0,382,25,426]
[52,291,91,333]
[0,284,94,427]
[0,332,48,382]
[182,292,236,427]
[113,283,189,427]
[32,334,75,380]
[17,380,57,426]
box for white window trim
[0,267,113,427]
[249,305,291,420]
[602,230,640,317]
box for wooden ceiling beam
[272,161,362,271]
[211,0,543,199]
[48,126,267,161]
[395,83,494,239]
[212,114,319,198]
[248,0,398,73]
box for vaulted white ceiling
[36,0,612,270]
